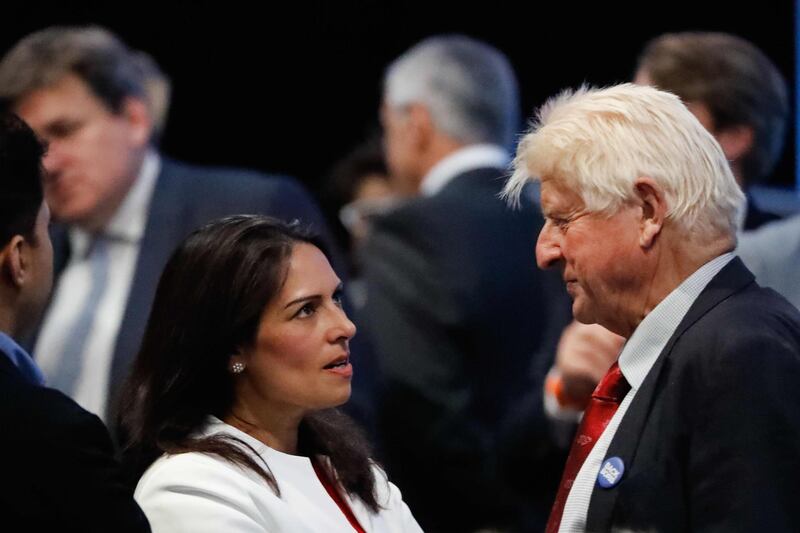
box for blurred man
[505,83,800,532]
[635,31,789,230]
[0,26,333,422]
[362,35,568,532]
[0,111,150,532]
[737,213,800,308]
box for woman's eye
[332,290,344,307]
[296,303,316,318]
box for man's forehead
[15,75,97,118]
[540,178,585,211]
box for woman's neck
[224,403,304,455]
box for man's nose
[42,142,65,174]
[536,223,562,269]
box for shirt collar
[419,144,509,197]
[618,252,735,390]
[68,150,161,252]
[0,331,45,385]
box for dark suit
[586,258,800,532]
[361,167,569,532]
[0,348,150,532]
[35,157,336,421]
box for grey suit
[361,166,570,532]
[737,214,800,308]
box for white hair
[384,35,519,148]
[504,83,745,243]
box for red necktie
[545,361,631,533]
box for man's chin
[571,301,597,326]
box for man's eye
[47,120,83,139]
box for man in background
[0,26,333,422]
[635,31,789,230]
[0,110,150,532]
[362,35,568,532]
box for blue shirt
[0,331,45,386]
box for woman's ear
[229,347,248,375]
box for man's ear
[406,103,434,150]
[122,96,153,148]
[633,177,667,248]
[1,236,27,288]
[715,124,754,163]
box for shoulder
[739,215,800,260]
[673,283,800,394]
[159,157,303,196]
[373,178,540,248]
[136,451,277,532]
[137,451,267,497]
[156,159,309,210]
[153,157,324,232]
[0,377,110,447]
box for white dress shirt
[135,417,423,533]
[35,151,160,420]
[419,143,509,197]
[558,252,735,532]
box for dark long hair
[119,215,379,511]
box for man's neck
[0,306,14,338]
[74,150,148,233]
[624,236,734,336]
[412,137,466,194]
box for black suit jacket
[361,167,570,532]
[0,350,150,532]
[586,258,800,532]
[34,157,336,420]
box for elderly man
[504,84,800,532]
[362,35,568,532]
[0,111,150,531]
[0,26,332,422]
[545,31,795,433]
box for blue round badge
[597,456,625,489]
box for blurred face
[14,74,147,232]
[380,102,422,195]
[17,202,54,337]
[536,179,644,333]
[238,243,357,417]
[634,68,716,131]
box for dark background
[1,1,795,198]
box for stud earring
[230,361,246,374]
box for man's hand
[553,321,625,407]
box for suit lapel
[106,160,190,419]
[585,258,755,531]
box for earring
[230,361,246,374]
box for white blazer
[135,418,423,533]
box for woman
[120,215,422,532]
